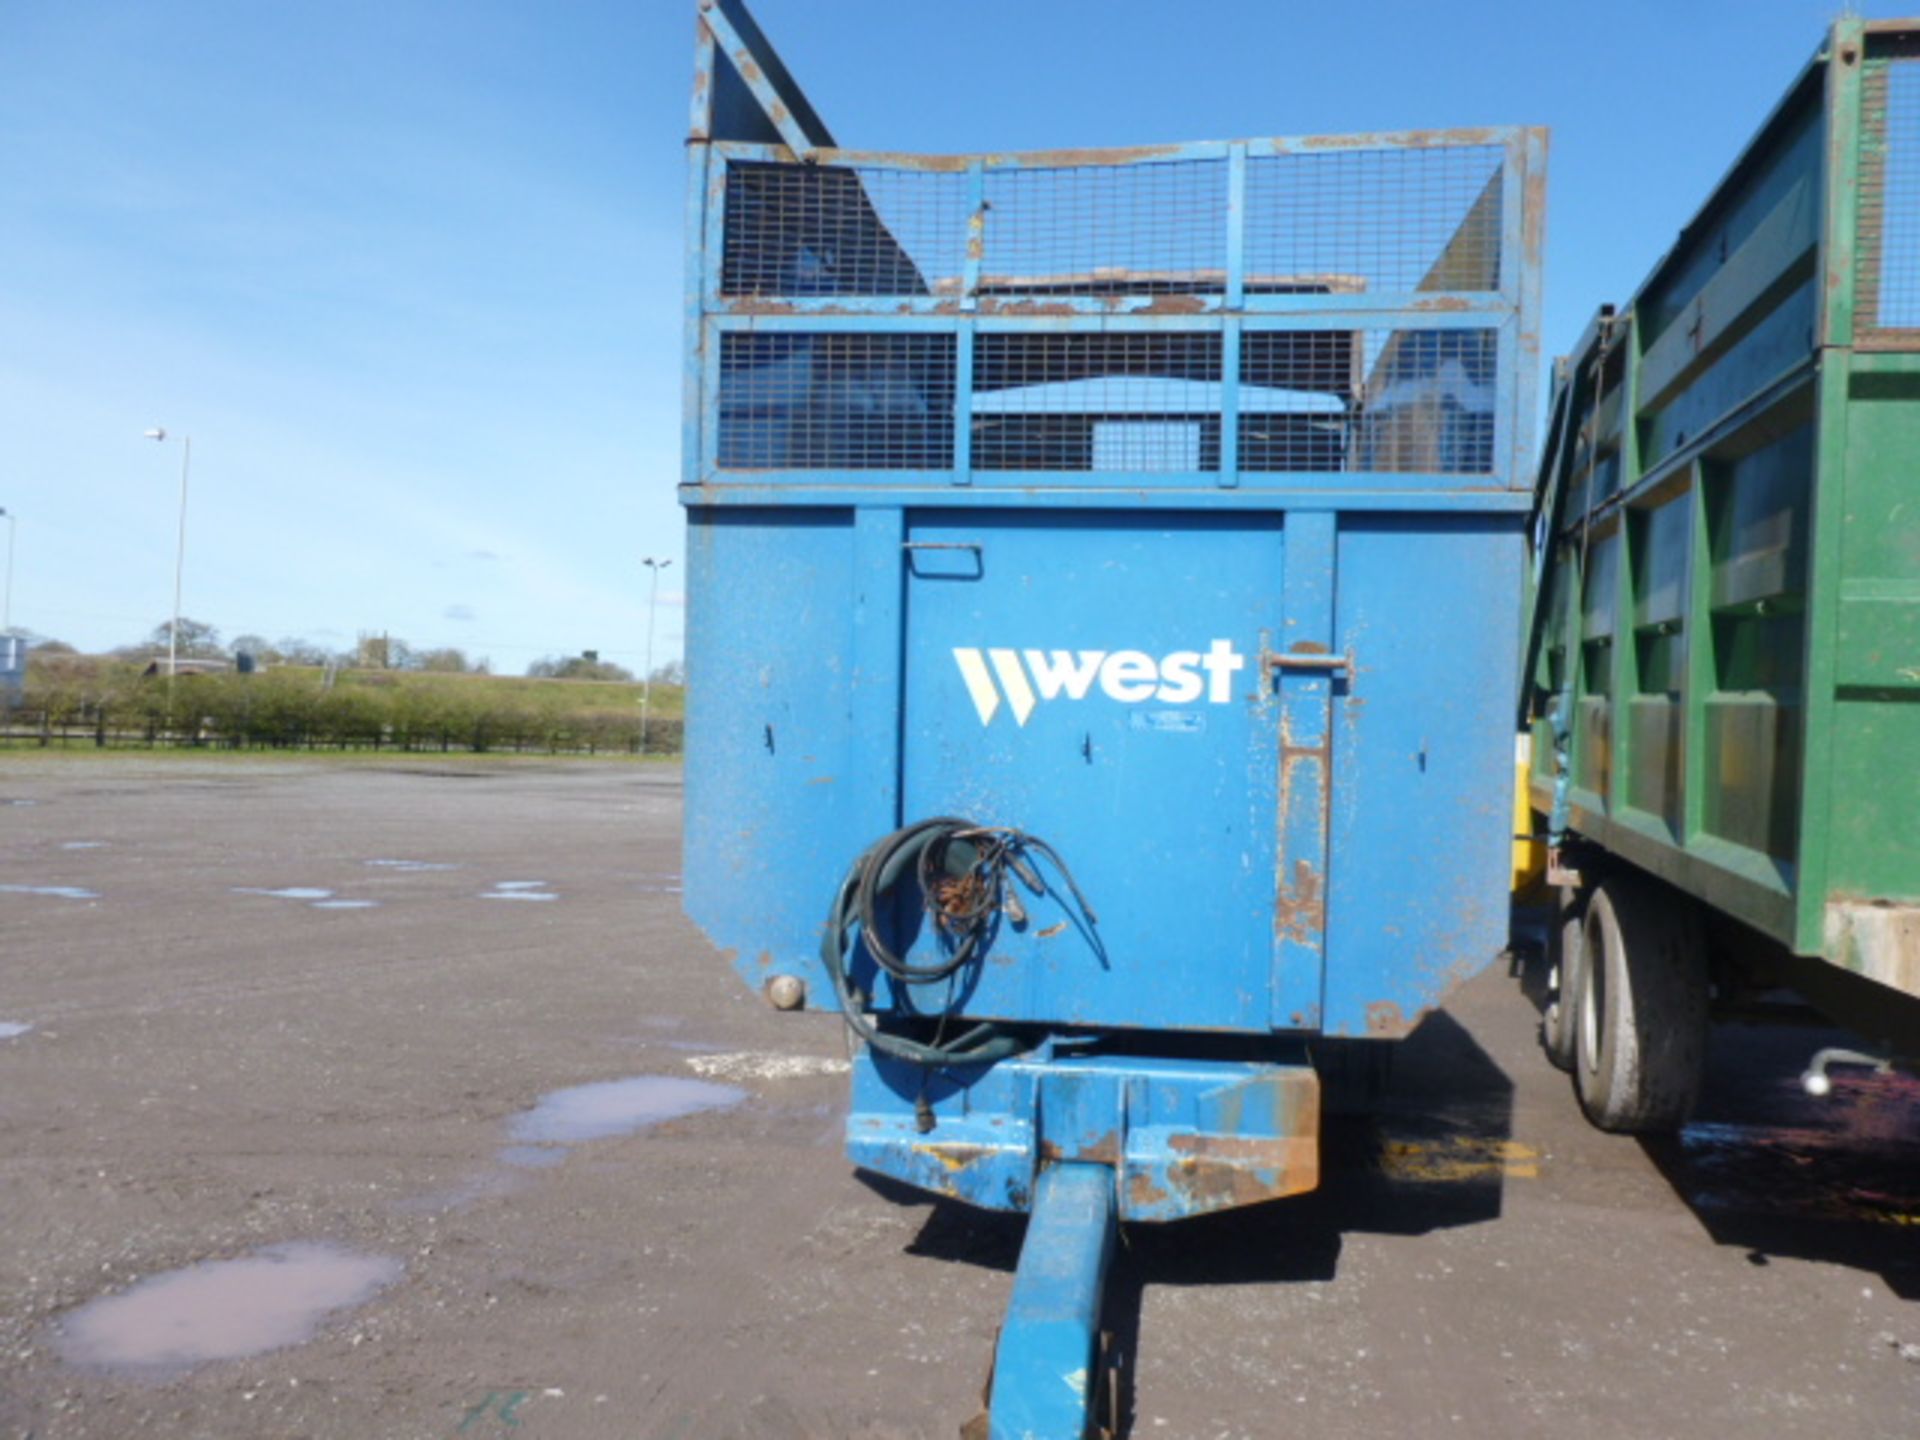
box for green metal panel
[1524,19,1920,1007]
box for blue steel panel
[1319,514,1526,1036]
[894,509,1289,1032]
[683,509,870,999]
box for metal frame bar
[698,5,816,156]
[680,481,1532,512]
[709,126,1533,173]
[1798,18,1869,954]
[709,292,1516,318]
[705,307,1507,331]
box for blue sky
[0,0,1894,668]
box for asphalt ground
[1,755,1916,1439]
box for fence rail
[0,710,684,756]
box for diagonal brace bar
[698,1,816,158]
[989,1163,1117,1440]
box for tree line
[12,617,682,685]
[4,621,683,756]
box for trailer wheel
[1541,886,1585,1073]
[1574,874,1708,1133]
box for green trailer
[1523,18,1920,1131]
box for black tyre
[1541,886,1585,1073]
[1574,873,1708,1133]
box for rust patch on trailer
[808,147,973,173]
[1274,697,1332,947]
[1296,127,1501,151]
[1412,295,1473,312]
[1162,1134,1319,1206]
[1524,161,1548,268]
[1275,858,1325,946]
[1366,1000,1411,1036]
[976,298,1080,317]
[1126,1170,1173,1211]
[985,142,1186,169]
[1039,1129,1122,1167]
[1138,293,1210,315]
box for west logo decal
[952,642,1245,726]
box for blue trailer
[679,4,1547,1433]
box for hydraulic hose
[820,818,1096,1068]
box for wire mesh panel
[699,130,1532,482]
[971,333,1222,470]
[976,161,1228,297]
[1356,328,1499,473]
[718,144,1511,302]
[1857,55,1920,339]
[717,332,956,469]
[1239,331,1359,472]
[721,162,969,296]
[1240,328,1498,474]
[1245,146,1504,296]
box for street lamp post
[0,507,15,635]
[641,556,673,755]
[143,428,192,720]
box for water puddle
[233,887,379,910]
[61,841,108,851]
[364,859,458,873]
[0,1021,33,1040]
[403,1075,748,1209]
[481,880,557,903]
[496,1144,569,1170]
[4,798,38,807]
[637,874,684,895]
[0,884,100,901]
[504,1075,746,1159]
[53,1242,402,1377]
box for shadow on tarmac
[1507,924,1920,1302]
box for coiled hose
[820,818,1096,1068]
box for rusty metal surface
[848,1052,1321,1222]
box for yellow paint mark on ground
[1381,1136,1540,1183]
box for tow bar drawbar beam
[988,1162,1118,1440]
